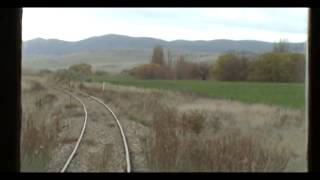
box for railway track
[53,87,131,172]
[77,90,131,173]
[59,89,88,172]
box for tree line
[49,40,305,84]
[130,41,305,83]
[130,46,210,80]
[212,52,305,83]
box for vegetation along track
[53,87,131,172]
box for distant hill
[22,34,306,73]
[23,34,306,56]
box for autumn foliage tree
[53,69,72,83]
[130,64,175,80]
[130,46,176,79]
[211,52,305,82]
[247,53,305,82]
[211,53,250,81]
[53,63,93,84]
[175,55,201,79]
[131,46,212,80]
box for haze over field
[22,34,306,72]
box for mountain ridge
[23,34,306,56]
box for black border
[7,0,320,7]
[0,8,21,172]
[308,8,320,173]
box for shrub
[181,110,205,135]
[53,69,72,83]
[65,103,78,109]
[38,69,52,76]
[211,53,250,81]
[247,53,305,82]
[211,52,305,82]
[42,94,58,104]
[78,83,86,90]
[29,81,46,92]
[95,70,110,76]
[69,63,93,76]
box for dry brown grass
[28,80,46,92]
[21,106,60,171]
[176,130,289,172]
[80,82,305,172]
[143,106,289,172]
[146,105,180,171]
[22,74,302,172]
[181,110,205,135]
[21,78,53,171]
[21,76,84,172]
[20,70,307,172]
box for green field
[87,73,305,109]
[101,78,305,109]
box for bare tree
[199,63,210,80]
[273,39,289,53]
[167,50,173,68]
[151,46,165,65]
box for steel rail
[58,89,88,173]
[77,90,131,173]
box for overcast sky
[22,8,308,42]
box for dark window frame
[307,8,320,172]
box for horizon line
[23,33,307,43]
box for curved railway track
[53,87,131,173]
[77,90,131,173]
[59,89,88,172]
